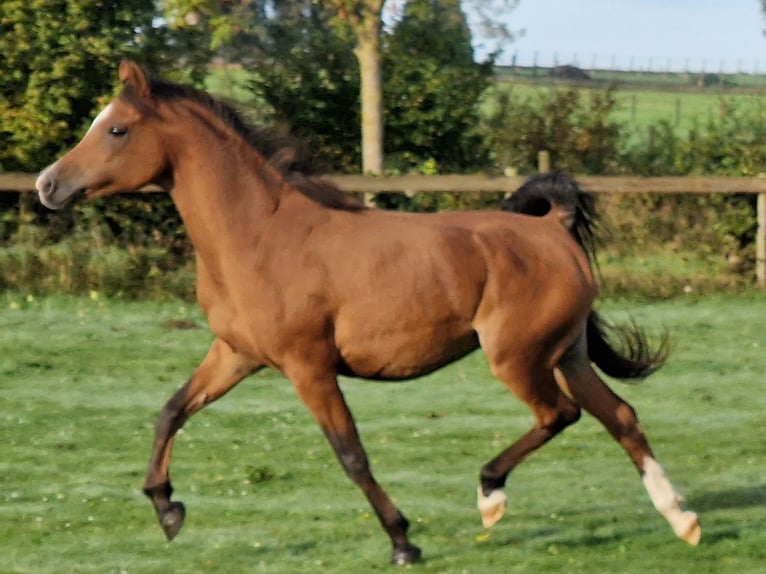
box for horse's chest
[198,275,330,368]
[195,271,265,356]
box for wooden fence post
[537,150,551,174]
[757,192,766,287]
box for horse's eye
[109,126,128,137]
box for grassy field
[496,66,766,90]
[491,81,766,136]
[1,294,766,573]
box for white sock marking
[642,456,701,544]
[642,456,679,513]
[477,487,507,528]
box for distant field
[490,81,766,137]
[208,66,766,139]
[497,66,766,91]
[1,294,765,573]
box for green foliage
[676,100,766,176]
[248,1,362,171]
[613,99,766,270]
[245,0,493,175]
[382,0,494,174]
[485,86,622,174]
[158,0,258,74]
[594,192,754,298]
[0,0,150,170]
[389,0,475,67]
[0,195,194,300]
[0,0,211,172]
[620,120,683,176]
[482,87,765,279]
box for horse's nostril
[35,170,62,210]
[35,171,55,197]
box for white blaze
[85,103,114,135]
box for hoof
[673,511,701,546]
[160,501,186,541]
[391,543,422,565]
[477,487,507,528]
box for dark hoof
[160,501,186,541]
[391,543,422,565]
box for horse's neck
[169,142,286,265]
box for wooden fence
[3,172,766,286]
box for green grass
[596,251,745,298]
[1,294,765,572]
[493,81,766,137]
[496,67,766,91]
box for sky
[473,0,766,73]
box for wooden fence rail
[3,172,766,285]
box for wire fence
[499,50,766,77]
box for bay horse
[35,60,700,564]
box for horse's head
[36,60,168,209]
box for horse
[35,60,701,564]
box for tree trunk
[352,1,384,176]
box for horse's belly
[337,325,479,381]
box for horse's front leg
[289,367,421,565]
[143,338,260,540]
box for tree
[0,1,147,170]
[462,0,522,57]
[157,0,519,178]
[0,0,208,172]
[250,2,361,172]
[159,0,262,65]
[391,0,475,66]
[325,0,520,175]
[246,0,499,177]
[383,0,494,173]
[327,0,386,175]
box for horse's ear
[118,59,151,98]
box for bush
[485,86,622,174]
[594,192,754,297]
[481,86,765,292]
[0,194,194,299]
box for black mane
[127,79,365,212]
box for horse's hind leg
[288,367,421,565]
[478,363,582,528]
[554,337,701,545]
[143,338,259,540]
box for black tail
[500,170,599,266]
[586,311,669,379]
[501,171,668,380]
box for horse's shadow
[690,484,766,512]
[438,484,766,555]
